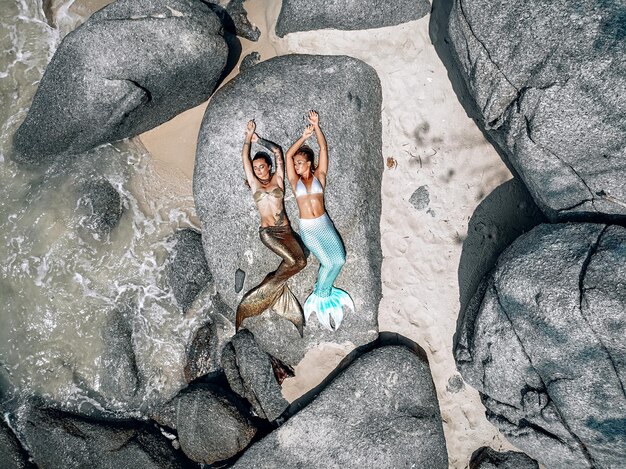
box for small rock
[77,179,124,237]
[167,228,211,313]
[239,52,260,73]
[470,447,539,469]
[175,383,257,464]
[446,374,464,393]
[409,185,430,210]
[99,307,139,403]
[183,321,214,383]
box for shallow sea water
[0,0,208,415]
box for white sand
[133,0,519,466]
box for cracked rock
[13,0,228,163]
[221,330,289,421]
[231,345,447,468]
[437,0,626,220]
[276,0,430,36]
[455,223,626,468]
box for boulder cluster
[432,0,626,467]
[4,0,622,467]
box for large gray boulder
[15,404,190,468]
[437,0,626,220]
[193,54,382,365]
[276,0,430,36]
[222,330,289,421]
[13,0,228,163]
[455,223,626,468]
[231,345,448,468]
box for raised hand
[302,124,315,139]
[307,110,319,126]
[245,120,256,140]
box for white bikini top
[295,176,324,198]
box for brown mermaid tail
[236,224,306,336]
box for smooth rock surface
[276,0,430,36]
[222,330,289,421]
[16,404,189,468]
[13,0,228,162]
[175,383,257,464]
[470,447,539,469]
[455,223,626,468]
[232,346,447,468]
[440,0,626,220]
[166,228,211,313]
[194,54,382,365]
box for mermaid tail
[236,224,306,336]
[271,285,304,337]
[299,213,354,331]
[304,287,354,331]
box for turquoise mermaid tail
[299,213,354,330]
[303,286,354,331]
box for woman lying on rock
[285,111,354,331]
[236,119,307,336]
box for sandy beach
[129,0,520,466]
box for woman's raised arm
[285,124,314,189]
[256,135,284,184]
[309,111,328,186]
[241,120,256,188]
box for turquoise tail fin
[304,287,355,331]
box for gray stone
[470,447,539,469]
[175,383,257,464]
[194,54,382,365]
[409,184,430,210]
[226,0,260,41]
[232,346,447,469]
[16,405,188,469]
[183,321,214,383]
[446,374,464,393]
[0,419,33,469]
[13,0,228,162]
[276,0,430,36]
[455,223,626,468]
[239,52,260,72]
[222,330,289,421]
[440,0,626,220]
[100,307,139,403]
[77,178,124,237]
[166,228,211,313]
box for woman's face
[294,154,311,175]
[253,159,270,180]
